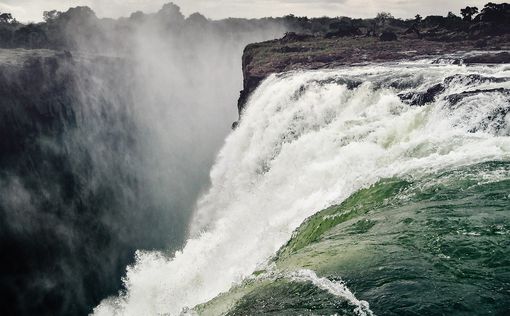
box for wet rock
[237,75,265,114]
[444,74,508,85]
[399,83,445,106]
[431,57,463,65]
[469,106,510,135]
[447,88,510,106]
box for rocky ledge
[236,33,510,117]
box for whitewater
[94,57,510,315]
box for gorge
[0,2,509,316]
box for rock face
[0,50,77,159]
[0,49,182,316]
[0,49,131,316]
[236,33,510,115]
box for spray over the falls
[0,6,287,313]
[94,59,510,315]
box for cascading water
[94,57,510,315]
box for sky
[0,0,505,22]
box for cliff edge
[237,29,510,117]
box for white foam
[290,269,374,316]
[93,61,510,315]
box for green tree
[478,2,510,22]
[376,12,394,27]
[373,12,394,34]
[0,12,13,24]
[460,6,479,21]
[43,10,62,22]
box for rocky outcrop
[398,73,510,107]
[236,33,510,116]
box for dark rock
[469,106,510,135]
[444,74,508,85]
[447,88,510,106]
[431,57,463,65]
[399,83,445,106]
[237,75,265,114]
[464,52,510,64]
[380,31,397,41]
[400,75,510,107]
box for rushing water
[94,57,510,315]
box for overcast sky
[0,0,504,22]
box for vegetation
[461,6,479,21]
[0,2,508,50]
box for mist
[0,3,286,315]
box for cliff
[0,49,182,316]
[237,33,510,115]
[0,49,133,315]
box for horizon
[1,0,506,23]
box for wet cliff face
[0,49,188,316]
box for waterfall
[94,58,510,316]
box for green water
[197,161,510,315]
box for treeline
[284,2,510,39]
[0,4,287,51]
[0,2,508,50]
